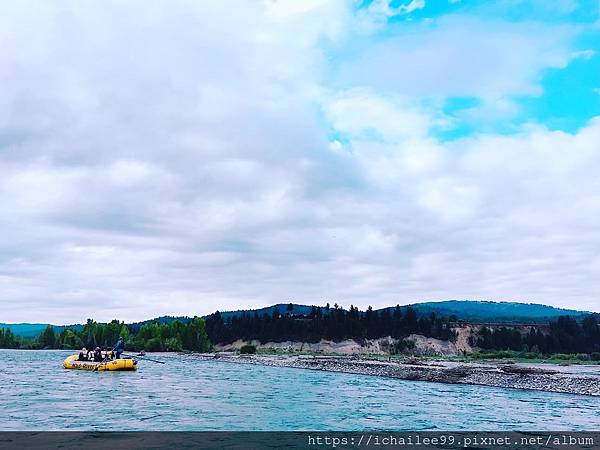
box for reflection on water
[1,350,599,430]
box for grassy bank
[236,347,600,365]
[455,350,600,365]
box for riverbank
[187,353,600,396]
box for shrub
[576,353,591,361]
[551,353,572,360]
[144,337,163,352]
[519,352,540,359]
[394,339,416,354]
[483,350,516,359]
[164,337,183,352]
[468,350,517,360]
[591,352,600,361]
[240,344,257,354]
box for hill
[209,300,589,324]
[393,300,589,323]
[128,315,192,333]
[0,323,82,339]
[211,303,315,320]
[1,300,592,338]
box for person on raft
[93,347,104,362]
[78,348,88,361]
[113,337,125,359]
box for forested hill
[0,316,193,338]
[211,304,315,321]
[0,323,50,338]
[1,300,592,338]
[0,323,83,339]
[2,301,599,355]
[389,300,589,323]
[208,301,590,324]
[203,305,600,356]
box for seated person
[78,348,88,361]
[93,347,103,362]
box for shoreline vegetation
[0,318,213,353]
[2,303,600,370]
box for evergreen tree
[39,325,56,348]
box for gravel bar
[186,353,600,396]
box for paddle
[92,355,110,372]
[128,354,165,364]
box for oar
[135,355,166,364]
[124,353,165,364]
[92,356,110,372]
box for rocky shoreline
[187,353,600,396]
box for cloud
[572,49,596,60]
[0,1,598,322]
[336,15,575,99]
[366,0,426,18]
[323,89,433,141]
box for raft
[63,354,138,371]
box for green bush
[164,337,183,352]
[240,344,257,354]
[469,350,518,360]
[576,353,591,361]
[392,339,416,354]
[519,352,540,359]
[551,353,572,360]
[590,352,600,361]
[144,337,163,352]
[481,350,516,359]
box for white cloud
[337,15,575,99]
[572,49,596,60]
[366,0,426,18]
[417,177,481,222]
[0,1,598,322]
[355,0,427,33]
[323,89,432,141]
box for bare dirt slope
[217,327,473,356]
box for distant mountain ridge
[0,323,83,339]
[1,300,592,338]
[210,300,590,324]
[213,303,315,320]
[392,300,590,323]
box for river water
[1,350,599,430]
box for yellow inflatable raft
[63,354,138,371]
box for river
[1,350,599,430]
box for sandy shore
[186,353,600,396]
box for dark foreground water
[1,350,599,430]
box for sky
[1,0,599,323]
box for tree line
[476,315,600,355]
[0,317,212,352]
[205,303,458,345]
[3,306,599,356]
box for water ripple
[1,350,599,430]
